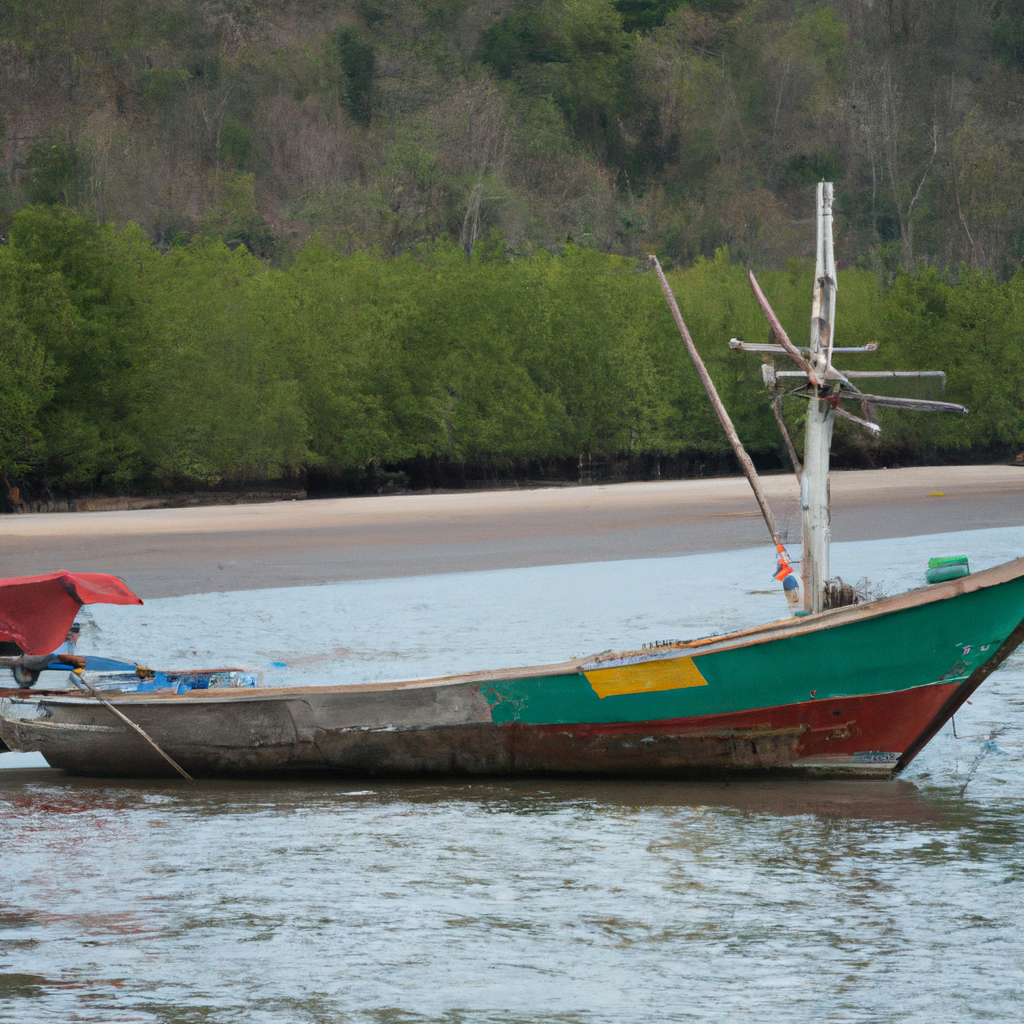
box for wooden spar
[830,370,945,381]
[761,365,803,481]
[730,341,878,355]
[771,387,968,414]
[649,256,788,554]
[844,393,968,414]
[743,186,847,611]
[772,392,804,481]
[803,397,833,613]
[71,669,193,780]
[802,182,838,614]
[730,342,800,355]
[770,370,946,381]
[812,182,838,374]
[746,274,820,387]
[835,407,882,435]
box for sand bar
[2,466,1021,597]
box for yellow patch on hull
[585,657,709,699]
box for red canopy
[0,572,143,655]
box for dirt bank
[2,466,1021,597]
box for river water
[1,527,1023,1022]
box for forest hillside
[6,0,1024,270]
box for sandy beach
[2,465,1021,597]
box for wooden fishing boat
[2,183,1022,779]
[2,556,1023,778]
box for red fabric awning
[0,572,143,655]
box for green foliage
[199,172,275,257]
[2,0,1023,501]
[331,27,376,125]
[0,121,13,228]
[483,0,635,163]
[136,67,189,110]
[217,116,264,172]
[0,210,1022,499]
[0,247,57,479]
[9,205,147,490]
[136,241,311,482]
[783,147,843,187]
[993,0,1024,70]
[23,141,86,207]
[613,0,685,34]
[6,0,1024,274]
[353,0,390,27]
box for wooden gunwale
[17,554,1024,708]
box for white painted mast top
[810,182,837,378]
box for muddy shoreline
[2,466,1021,598]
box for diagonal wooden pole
[72,670,193,780]
[650,256,788,554]
[747,271,820,387]
[771,392,804,482]
[835,406,882,435]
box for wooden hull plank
[1,682,956,779]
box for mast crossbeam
[729,340,879,355]
[769,369,947,381]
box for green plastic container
[928,555,968,569]
[926,556,970,584]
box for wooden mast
[733,182,967,615]
[803,183,837,614]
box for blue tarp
[43,655,137,673]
